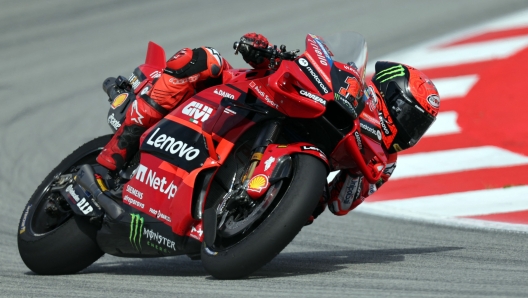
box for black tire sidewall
[201,154,327,279]
[17,135,112,275]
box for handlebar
[233,41,299,69]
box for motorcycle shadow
[251,246,463,279]
[54,246,462,279]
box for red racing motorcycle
[17,32,389,279]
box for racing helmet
[371,61,440,153]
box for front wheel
[17,135,112,275]
[201,154,327,279]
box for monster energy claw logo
[375,65,405,83]
[130,214,144,252]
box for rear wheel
[17,135,112,275]
[201,154,327,279]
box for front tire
[201,154,327,279]
[17,135,112,275]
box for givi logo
[182,101,213,123]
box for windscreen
[320,32,368,80]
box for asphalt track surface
[2,1,528,297]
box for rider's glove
[238,32,271,69]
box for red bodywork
[121,35,389,243]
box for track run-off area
[359,7,528,233]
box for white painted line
[367,8,528,75]
[374,35,528,70]
[392,146,528,180]
[356,201,528,234]
[433,75,479,99]
[363,185,528,217]
[424,111,461,137]
[484,9,528,31]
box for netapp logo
[135,164,178,199]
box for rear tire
[17,135,112,275]
[201,154,327,279]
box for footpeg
[75,164,125,221]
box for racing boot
[97,96,166,171]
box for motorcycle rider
[310,61,440,223]
[96,33,439,221]
[96,32,271,171]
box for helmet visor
[387,88,436,147]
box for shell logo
[111,93,129,109]
[247,174,269,192]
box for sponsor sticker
[182,101,213,124]
[247,174,269,192]
[213,88,235,99]
[299,89,326,106]
[360,119,382,142]
[250,83,279,109]
[150,71,161,79]
[129,214,176,253]
[146,128,201,161]
[19,204,31,234]
[190,224,203,241]
[140,121,209,172]
[134,164,178,199]
[124,195,145,209]
[427,94,440,108]
[111,93,128,109]
[128,74,141,90]
[264,156,275,171]
[354,131,363,152]
[66,184,93,215]
[149,208,171,222]
[107,113,121,130]
[339,176,363,208]
[296,58,331,95]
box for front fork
[241,119,282,184]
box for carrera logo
[354,131,363,151]
[182,101,213,124]
[135,164,178,199]
[146,128,201,161]
[299,90,326,106]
